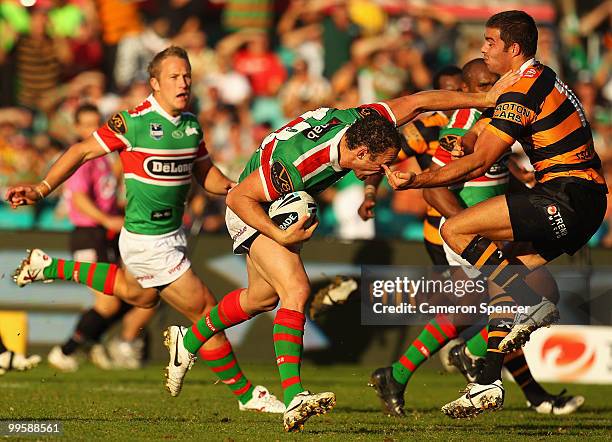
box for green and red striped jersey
[432,108,509,208]
[239,103,396,201]
[93,95,208,235]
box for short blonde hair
[147,46,191,79]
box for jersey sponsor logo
[107,113,127,134]
[144,156,194,179]
[270,161,294,194]
[439,134,459,152]
[151,208,172,221]
[304,118,341,141]
[523,67,538,78]
[493,102,534,124]
[545,204,568,238]
[150,123,164,140]
[171,130,184,139]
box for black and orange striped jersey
[486,61,606,190]
[400,111,449,170]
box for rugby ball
[268,191,317,231]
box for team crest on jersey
[271,161,294,194]
[150,123,164,140]
[439,134,459,152]
[107,113,127,134]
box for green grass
[1,363,610,441]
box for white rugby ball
[268,191,317,231]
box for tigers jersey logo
[439,134,459,152]
[271,161,294,194]
[107,113,127,134]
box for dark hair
[346,114,404,157]
[147,46,191,79]
[75,103,100,124]
[432,66,462,89]
[486,10,538,58]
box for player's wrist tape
[365,184,376,195]
[41,180,52,193]
[35,180,52,199]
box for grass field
[1,362,610,441]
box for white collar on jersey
[518,58,536,75]
[329,126,349,172]
[148,94,182,126]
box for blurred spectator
[279,58,331,118]
[321,1,359,79]
[94,0,143,90]
[223,0,273,33]
[114,16,169,90]
[218,30,287,97]
[13,5,70,112]
[0,1,29,106]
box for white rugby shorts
[225,206,259,254]
[118,227,191,288]
[438,217,481,279]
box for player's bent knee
[440,221,456,247]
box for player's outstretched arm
[384,128,512,190]
[193,157,235,195]
[226,171,317,247]
[5,136,107,208]
[383,70,519,126]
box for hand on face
[382,164,416,190]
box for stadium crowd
[0,0,610,245]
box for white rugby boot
[13,249,54,287]
[47,346,79,372]
[163,326,196,397]
[527,390,585,415]
[238,385,286,413]
[89,344,114,370]
[442,380,504,419]
[283,390,336,432]
[0,350,41,373]
[498,298,559,353]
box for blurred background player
[48,103,156,372]
[0,332,41,375]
